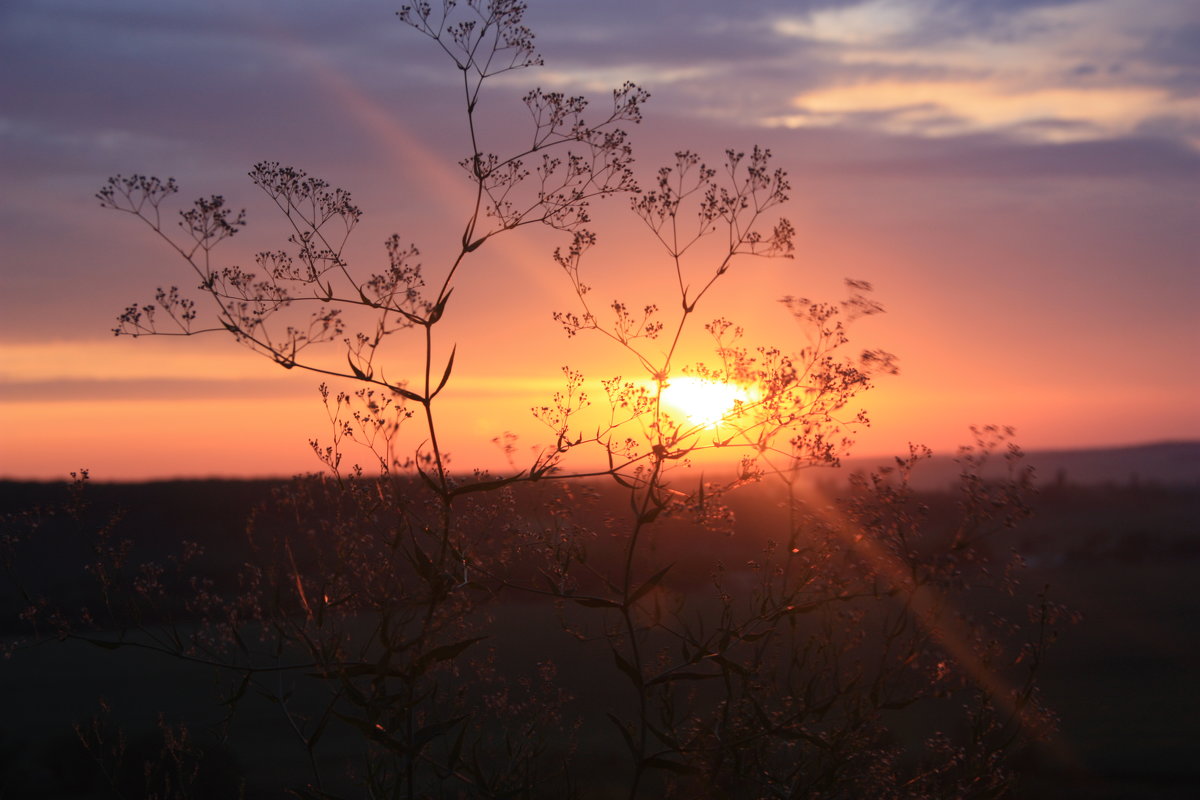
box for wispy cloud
[530,0,1199,146]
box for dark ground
[2,460,1198,798]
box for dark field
[2,457,1198,798]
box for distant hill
[2,442,1196,493]
[840,441,1200,490]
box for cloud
[772,80,1175,141]
[752,0,1200,145]
[1139,23,1200,97]
[492,0,1200,156]
[842,134,1200,180]
[0,0,433,179]
[0,377,300,403]
[3,0,1194,184]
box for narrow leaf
[406,541,435,582]
[432,344,456,398]
[637,507,661,524]
[416,636,487,672]
[333,711,381,738]
[83,638,123,650]
[646,670,721,687]
[429,287,453,323]
[708,653,749,676]
[307,708,332,751]
[612,647,642,687]
[413,715,468,751]
[415,462,440,493]
[447,716,467,771]
[642,756,701,776]
[395,385,424,403]
[346,353,369,380]
[629,563,673,605]
[224,671,252,707]
[568,595,621,609]
[607,711,636,756]
[337,663,402,679]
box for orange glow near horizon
[2,8,1197,483]
[3,327,1197,482]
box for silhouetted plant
[2,2,1066,798]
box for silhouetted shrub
[2,3,1064,797]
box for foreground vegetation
[4,475,1199,797]
[0,2,1122,797]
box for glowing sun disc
[661,376,747,428]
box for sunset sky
[1,0,1198,481]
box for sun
[660,376,749,428]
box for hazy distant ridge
[844,441,1200,490]
[2,442,1196,489]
